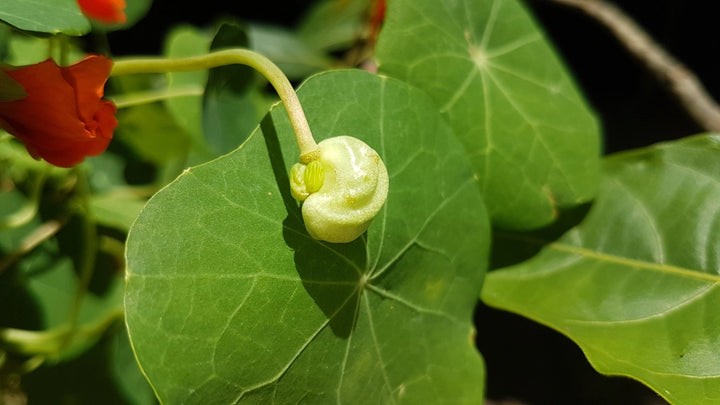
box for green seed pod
[290,136,389,243]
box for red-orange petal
[61,55,114,127]
[77,0,127,24]
[0,59,85,143]
[0,56,117,167]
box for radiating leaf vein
[564,283,716,325]
[366,283,462,325]
[485,34,542,59]
[370,177,476,279]
[212,279,258,374]
[609,178,665,263]
[233,285,361,402]
[363,293,396,403]
[545,242,720,283]
[484,68,577,195]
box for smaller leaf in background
[297,0,371,53]
[482,134,720,405]
[90,192,146,232]
[247,23,334,80]
[0,0,90,36]
[5,32,84,66]
[376,0,601,230]
[0,23,11,60]
[6,34,49,66]
[85,152,129,193]
[115,103,192,166]
[202,22,269,156]
[162,25,213,162]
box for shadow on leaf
[261,115,365,339]
[490,202,593,270]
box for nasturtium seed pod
[290,136,389,243]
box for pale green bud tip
[290,136,389,243]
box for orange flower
[0,55,118,168]
[77,0,127,24]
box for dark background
[108,1,718,404]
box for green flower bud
[290,136,389,243]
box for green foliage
[376,0,600,230]
[202,22,268,156]
[1,0,718,403]
[0,0,90,35]
[162,25,213,161]
[482,135,720,405]
[125,70,489,403]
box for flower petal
[77,0,127,24]
[61,55,114,128]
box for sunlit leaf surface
[125,70,490,403]
[0,0,89,35]
[376,0,600,230]
[483,135,720,405]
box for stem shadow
[261,114,365,339]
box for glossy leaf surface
[482,135,720,405]
[376,0,600,230]
[125,70,489,403]
[0,0,90,35]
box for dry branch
[539,0,720,132]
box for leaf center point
[469,45,488,69]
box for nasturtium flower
[77,0,127,24]
[0,55,118,168]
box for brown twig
[538,0,720,132]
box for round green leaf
[482,135,720,405]
[376,0,601,230]
[0,0,90,35]
[125,69,489,403]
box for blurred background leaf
[483,134,720,405]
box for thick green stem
[111,49,319,160]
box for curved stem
[111,49,319,159]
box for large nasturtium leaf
[482,135,720,405]
[125,69,490,403]
[0,0,90,35]
[376,0,600,230]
